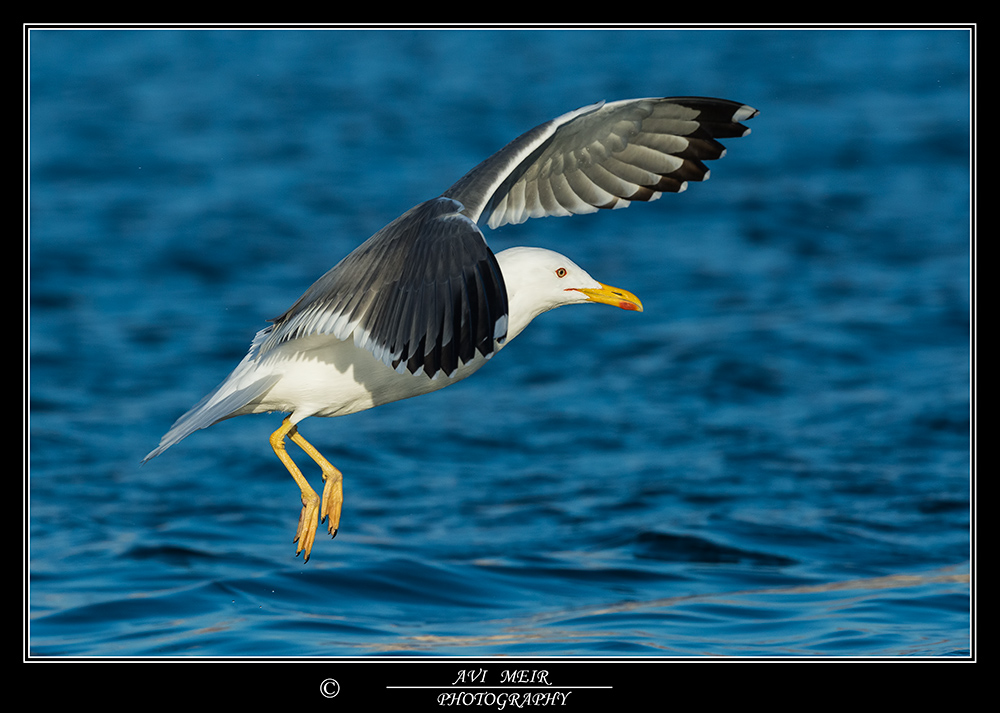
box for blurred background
[28,27,971,660]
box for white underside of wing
[483,97,753,229]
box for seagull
[144,96,758,561]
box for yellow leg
[269,417,321,562]
[289,428,344,539]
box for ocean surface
[28,27,972,674]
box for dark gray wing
[259,197,507,379]
[443,96,758,229]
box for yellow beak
[572,283,644,312]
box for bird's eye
[555,267,568,278]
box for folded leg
[288,428,344,538]
[269,417,321,561]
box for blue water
[28,27,971,666]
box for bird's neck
[502,295,545,345]
[495,247,562,344]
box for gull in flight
[144,96,759,561]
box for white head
[494,246,643,342]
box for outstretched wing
[443,96,758,229]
